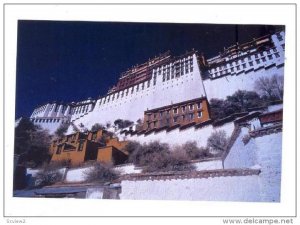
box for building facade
[50,129,128,166]
[142,97,210,132]
[28,30,285,137]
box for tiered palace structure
[29,30,285,135]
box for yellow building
[50,129,128,166]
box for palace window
[160,111,163,117]
[182,106,186,112]
[78,141,84,151]
[247,56,251,61]
[154,121,158,128]
[249,61,253,66]
[182,115,185,121]
[236,65,240,70]
[275,53,280,58]
[173,117,178,123]
[260,52,264,56]
[163,74,166,82]
[92,133,97,141]
[242,64,246,69]
[255,54,258,59]
[147,80,150,88]
[189,113,194,120]
[281,44,285,50]
[256,59,260,64]
[189,104,194,111]
[262,57,266,62]
[197,102,202,109]
[198,111,203,118]
[173,108,178,114]
[272,47,278,53]
[268,55,273,60]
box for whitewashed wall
[65,167,93,183]
[121,122,235,148]
[120,175,261,202]
[203,66,284,100]
[192,159,223,171]
[224,128,282,202]
[114,164,142,174]
[69,54,206,131]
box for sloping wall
[121,122,235,148]
[119,175,261,202]
[224,128,282,202]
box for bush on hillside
[182,141,209,160]
[209,90,265,120]
[35,162,65,187]
[207,130,229,154]
[84,163,119,183]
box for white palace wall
[121,122,235,148]
[224,128,282,202]
[203,65,285,100]
[71,54,206,130]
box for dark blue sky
[15,20,283,118]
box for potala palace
[29,30,285,136]
[17,30,285,202]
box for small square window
[198,111,203,118]
[197,102,202,109]
[78,142,84,151]
[189,113,194,120]
[173,117,178,123]
[173,108,178,114]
